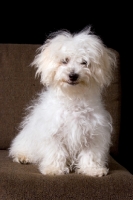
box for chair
[0,44,133,200]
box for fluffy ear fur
[31,27,117,88]
[88,46,117,88]
[31,44,57,86]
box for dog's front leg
[38,144,69,175]
[76,148,109,177]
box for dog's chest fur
[40,89,101,156]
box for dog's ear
[30,41,57,86]
[89,46,117,88]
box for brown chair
[0,44,133,200]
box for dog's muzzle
[68,73,79,85]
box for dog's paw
[13,155,30,164]
[39,165,70,175]
[76,167,109,177]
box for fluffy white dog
[9,27,116,177]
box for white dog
[9,27,116,177]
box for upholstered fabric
[0,151,133,200]
[0,44,42,149]
[0,44,132,200]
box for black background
[1,2,132,173]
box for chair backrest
[0,44,121,157]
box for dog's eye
[81,60,87,65]
[62,58,69,64]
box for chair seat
[0,150,133,200]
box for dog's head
[31,27,117,95]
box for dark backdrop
[0,2,132,174]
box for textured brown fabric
[0,44,42,149]
[0,150,133,200]
[0,44,133,200]
[0,44,121,156]
[103,50,121,156]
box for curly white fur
[9,27,116,177]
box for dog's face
[32,27,116,95]
[53,45,92,92]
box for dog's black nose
[69,73,79,81]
